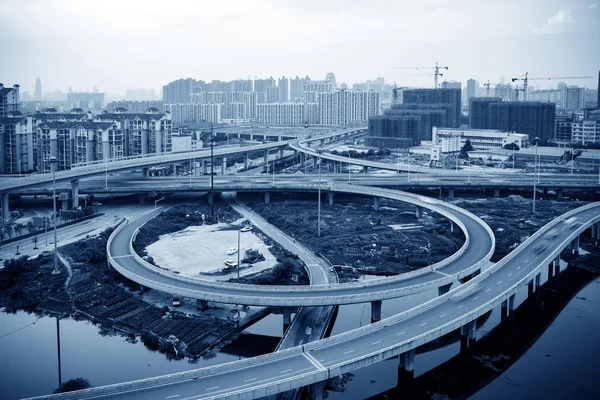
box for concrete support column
[86,140,95,163]
[553,257,561,288]
[397,348,416,393]
[547,262,554,282]
[264,151,269,166]
[138,194,145,204]
[1,193,9,224]
[373,197,380,211]
[557,188,563,199]
[283,308,292,333]
[572,235,580,255]
[172,163,178,175]
[202,160,207,175]
[208,192,214,205]
[264,191,270,204]
[308,381,326,400]
[221,158,226,175]
[197,299,208,311]
[460,320,477,356]
[244,153,249,170]
[592,223,597,240]
[371,300,382,323]
[70,179,79,209]
[438,283,452,296]
[447,188,454,200]
[328,192,334,206]
[363,166,368,173]
[528,272,542,306]
[142,167,149,177]
[61,199,69,210]
[279,147,284,159]
[450,221,455,233]
[415,205,423,219]
[494,188,500,197]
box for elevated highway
[28,201,600,400]
[106,183,494,308]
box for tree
[5,226,12,239]
[460,139,474,154]
[32,236,38,249]
[0,228,5,242]
[53,378,92,394]
[26,220,35,234]
[14,223,24,236]
[503,143,520,151]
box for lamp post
[347,152,351,183]
[406,152,411,183]
[317,149,323,237]
[533,137,539,214]
[50,157,59,275]
[18,158,22,177]
[210,124,215,219]
[271,151,275,186]
[237,227,241,279]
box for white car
[172,297,181,307]
[224,260,238,268]
[240,226,253,232]
[227,247,238,255]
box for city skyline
[1,0,599,94]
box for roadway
[106,184,494,306]
[29,202,600,400]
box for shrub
[53,378,92,393]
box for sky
[1,0,599,95]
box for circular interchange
[107,183,495,306]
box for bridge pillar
[447,188,454,200]
[208,192,214,205]
[1,193,9,224]
[264,191,270,204]
[71,179,79,209]
[221,158,226,175]
[571,235,580,255]
[438,283,452,296]
[556,188,563,199]
[307,380,326,400]
[138,194,145,204]
[371,300,382,323]
[543,188,548,195]
[363,166,368,173]
[279,147,284,159]
[373,197,380,211]
[202,160,207,175]
[460,320,477,356]
[592,223,597,240]
[283,308,292,333]
[264,151,269,167]
[547,262,554,282]
[244,153,249,170]
[172,163,178,175]
[142,167,149,177]
[415,205,423,219]
[527,272,542,308]
[553,256,561,288]
[450,220,455,233]
[197,299,208,310]
[328,192,334,206]
[397,348,416,394]
[501,294,516,329]
[494,188,500,197]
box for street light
[533,137,539,214]
[347,152,351,183]
[50,156,59,275]
[317,149,323,237]
[237,227,241,279]
[271,151,275,186]
[210,124,215,219]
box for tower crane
[511,73,593,101]
[392,83,407,106]
[393,62,449,89]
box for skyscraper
[563,87,584,110]
[469,97,502,129]
[278,76,289,102]
[466,79,478,105]
[475,101,556,141]
[34,77,42,100]
[402,88,462,128]
[290,76,310,102]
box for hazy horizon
[1,0,599,95]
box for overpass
[27,201,600,400]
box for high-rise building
[278,76,289,102]
[555,115,574,142]
[253,77,276,94]
[163,103,221,124]
[163,78,196,103]
[125,88,157,101]
[572,119,600,144]
[466,79,478,105]
[305,80,334,93]
[402,88,462,128]
[563,87,584,110]
[66,92,105,110]
[290,76,310,102]
[0,83,35,174]
[318,90,380,126]
[324,73,337,89]
[483,102,556,141]
[34,78,42,100]
[469,97,502,129]
[257,103,303,125]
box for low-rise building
[432,127,529,152]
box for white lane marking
[473,296,478,300]
[344,350,354,355]
[439,313,447,318]
[166,395,180,399]
[517,266,521,270]
[112,255,133,259]
[397,331,406,336]
[206,387,220,391]
[497,280,503,285]
[420,322,427,327]
[508,273,512,277]
[244,378,256,383]
[371,341,381,345]
[434,270,452,277]
[457,305,464,309]
[486,288,491,292]
[303,352,327,371]
[280,369,292,374]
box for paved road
[35,203,598,400]
[107,185,493,306]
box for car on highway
[227,247,238,255]
[172,297,181,307]
[240,226,253,232]
[564,217,578,227]
[224,260,238,268]
[533,242,546,255]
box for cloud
[590,3,599,8]
[534,5,600,34]
[547,9,574,24]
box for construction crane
[392,83,407,106]
[511,73,594,101]
[393,62,449,88]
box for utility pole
[533,137,539,214]
[317,150,323,237]
[50,157,59,275]
[210,124,214,219]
